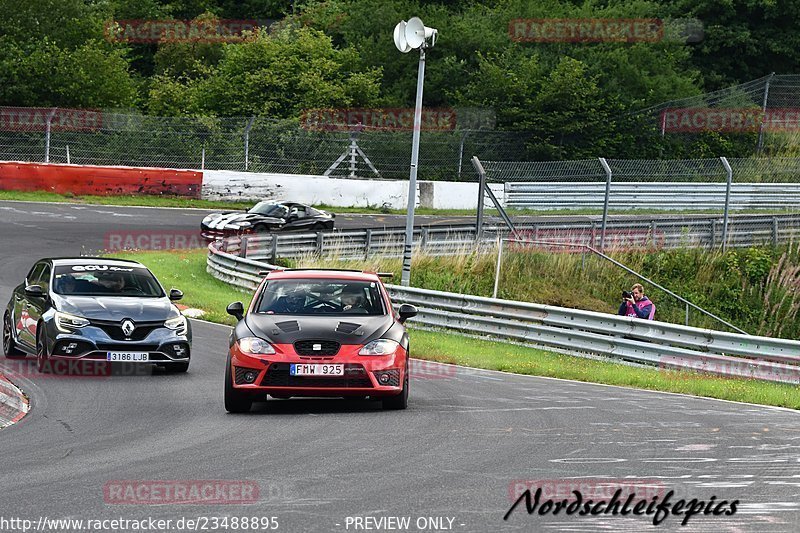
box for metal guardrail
[207,240,800,385]
[505,182,800,210]
[211,214,800,263]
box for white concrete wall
[201,171,418,210]
[201,170,505,210]
[423,181,505,209]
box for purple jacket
[618,296,655,320]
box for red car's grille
[260,363,372,388]
[293,340,340,356]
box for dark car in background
[224,268,417,413]
[3,258,192,373]
[201,201,335,240]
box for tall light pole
[394,17,438,286]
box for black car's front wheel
[3,312,26,359]
[36,327,50,373]
[224,356,254,413]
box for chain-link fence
[628,74,800,158]
[0,106,529,181]
[3,74,800,179]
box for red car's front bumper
[229,343,407,398]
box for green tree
[148,26,382,117]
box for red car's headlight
[359,339,400,356]
[238,337,276,355]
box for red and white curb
[0,374,29,428]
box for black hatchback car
[201,201,335,240]
[3,258,192,373]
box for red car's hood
[244,314,392,345]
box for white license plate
[290,364,344,376]
[106,352,149,362]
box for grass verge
[107,248,800,410]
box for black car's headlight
[165,315,188,335]
[238,337,276,355]
[55,311,90,333]
[359,339,400,356]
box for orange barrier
[0,162,202,198]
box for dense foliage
[1,0,798,159]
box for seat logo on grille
[312,343,322,351]
[121,320,136,337]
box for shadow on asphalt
[234,397,392,415]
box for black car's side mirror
[227,301,244,321]
[169,289,184,301]
[398,304,418,323]
[24,285,44,298]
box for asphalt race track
[1,200,800,532]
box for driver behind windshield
[94,271,126,293]
[340,288,368,314]
[268,291,306,314]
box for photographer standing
[618,283,656,320]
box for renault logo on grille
[121,320,135,337]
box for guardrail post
[773,217,779,246]
[598,157,613,252]
[720,157,733,251]
[316,232,324,255]
[239,236,249,258]
[651,221,658,250]
[364,229,372,259]
[270,235,278,263]
[710,220,716,249]
[685,302,689,326]
[421,227,429,250]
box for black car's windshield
[53,265,165,297]
[249,202,288,218]
[257,279,385,316]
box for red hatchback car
[224,269,417,412]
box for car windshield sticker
[71,265,135,272]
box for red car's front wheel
[224,356,254,413]
[382,360,409,410]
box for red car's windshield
[256,279,385,316]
